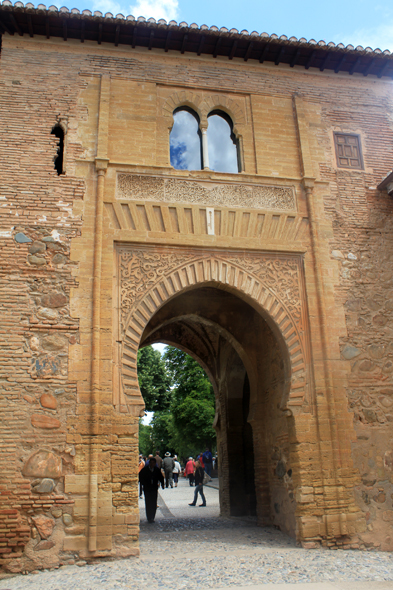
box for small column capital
[301,177,315,191]
[95,157,109,172]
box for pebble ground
[0,479,392,589]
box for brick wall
[0,31,392,571]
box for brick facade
[0,10,392,573]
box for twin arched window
[170,107,240,173]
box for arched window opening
[207,111,240,173]
[170,108,202,171]
[51,124,64,175]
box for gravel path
[1,480,392,589]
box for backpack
[203,451,212,463]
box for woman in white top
[172,455,182,487]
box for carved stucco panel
[116,174,296,211]
[119,249,302,330]
[117,245,311,411]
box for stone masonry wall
[307,101,393,550]
[0,37,85,571]
[0,30,393,572]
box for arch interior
[140,285,296,536]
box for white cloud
[92,0,179,20]
[338,23,393,52]
[152,343,167,354]
[129,0,178,21]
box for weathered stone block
[41,292,67,309]
[51,508,62,518]
[40,393,57,409]
[36,307,58,321]
[34,540,55,551]
[341,345,361,360]
[22,450,62,478]
[32,478,56,493]
[31,414,61,429]
[14,232,32,243]
[62,514,73,526]
[28,255,46,266]
[29,241,46,255]
[32,515,55,539]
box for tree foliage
[137,345,172,412]
[138,346,216,460]
[139,420,154,456]
[164,347,216,458]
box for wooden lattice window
[334,133,363,170]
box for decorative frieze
[116,174,296,211]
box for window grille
[334,133,363,170]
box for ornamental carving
[116,174,296,211]
[117,245,310,410]
[238,257,302,326]
[119,247,302,331]
[119,248,199,326]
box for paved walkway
[0,479,392,589]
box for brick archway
[117,245,311,415]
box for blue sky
[46,0,393,51]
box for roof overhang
[378,170,393,194]
[1,1,393,78]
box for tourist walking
[202,447,213,477]
[162,451,175,488]
[155,451,163,470]
[173,455,181,487]
[184,457,195,486]
[188,460,206,506]
[197,452,205,470]
[139,457,164,523]
[145,454,153,467]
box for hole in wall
[51,125,64,175]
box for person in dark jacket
[139,457,164,523]
[188,460,206,507]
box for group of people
[184,448,214,484]
[138,448,215,523]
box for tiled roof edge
[1,0,392,57]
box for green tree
[150,410,174,455]
[139,420,154,456]
[137,345,172,412]
[163,347,216,459]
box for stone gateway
[0,1,393,573]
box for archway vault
[115,243,313,416]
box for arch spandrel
[117,245,312,415]
[161,90,247,130]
